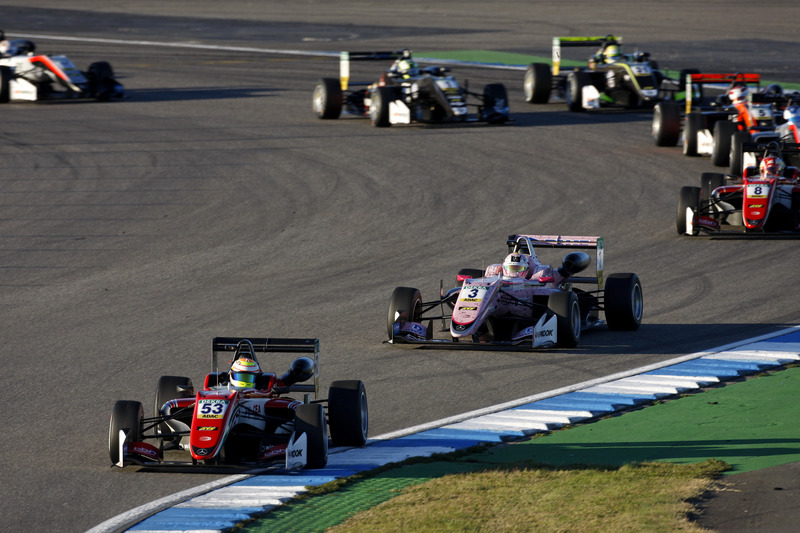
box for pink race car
[387,234,643,349]
[109,337,368,470]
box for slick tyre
[0,66,11,103]
[729,131,752,176]
[682,112,702,156]
[370,85,395,127]
[604,273,643,331]
[566,71,590,112]
[154,375,193,442]
[677,186,701,235]
[547,290,581,348]
[387,287,422,339]
[524,63,551,104]
[109,400,143,465]
[712,120,736,166]
[328,380,368,447]
[312,78,343,119]
[295,404,328,469]
[87,61,115,101]
[652,101,681,146]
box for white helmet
[784,105,800,121]
[229,357,260,389]
[729,85,749,104]
[502,253,530,278]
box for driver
[601,44,622,64]
[389,49,420,79]
[501,252,531,278]
[759,155,786,180]
[229,356,261,389]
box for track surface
[1,2,799,531]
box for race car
[109,337,368,470]
[677,141,800,235]
[387,234,643,349]
[0,30,124,102]
[524,35,687,111]
[312,49,509,127]
[652,73,791,170]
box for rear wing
[339,50,405,90]
[685,72,761,114]
[552,35,621,75]
[507,234,605,288]
[212,337,319,398]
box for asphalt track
[1,2,800,532]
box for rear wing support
[212,337,320,398]
[507,234,605,289]
[339,50,405,91]
[552,35,621,75]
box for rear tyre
[154,375,193,442]
[682,113,702,156]
[109,400,143,465]
[524,63,552,104]
[387,287,422,339]
[0,66,12,103]
[295,404,328,469]
[604,273,643,331]
[328,380,368,447]
[566,71,590,112]
[312,78,343,119]
[652,101,681,146]
[677,186,701,235]
[547,291,581,348]
[370,86,394,127]
[87,61,115,101]
[712,120,736,166]
[729,131,752,176]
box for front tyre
[682,113,702,156]
[295,404,328,469]
[313,78,343,119]
[370,85,394,127]
[729,131,752,176]
[547,290,581,348]
[652,101,681,146]
[0,66,12,103]
[604,273,643,331]
[328,380,368,447]
[566,71,590,112]
[387,287,422,339]
[109,400,143,465]
[712,120,736,166]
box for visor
[230,372,256,388]
[505,264,526,272]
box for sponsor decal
[197,426,218,431]
[452,323,468,332]
[132,445,159,458]
[199,436,212,442]
[534,328,554,339]
[749,204,765,208]
[194,447,210,456]
[460,298,481,302]
[460,306,478,311]
[259,444,287,461]
[288,448,304,459]
[197,399,228,419]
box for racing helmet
[229,357,261,389]
[396,58,420,78]
[502,252,530,278]
[759,155,785,179]
[729,85,749,104]
[603,44,622,63]
[784,105,800,121]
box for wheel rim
[313,85,324,114]
[685,207,695,235]
[570,300,581,340]
[359,390,368,439]
[652,108,661,140]
[524,70,533,100]
[630,283,644,321]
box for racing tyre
[370,85,395,127]
[328,380,368,447]
[729,131,752,176]
[295,404,328,469]
[677,186,701,235]
[109,400,143,465]
[387,287,422,339]
[154,375,194,442]
[682,113,702,156]
[566,71,590,112]
[524,63,551,104]
[652,101,681,147]
[482,83,509,124]
[712,120,736,167]
[312,78,343,119]
[0,66,11,103]
[87,61,116,101]
[604,273,643,331]
[547,290,580,348]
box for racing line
[88,326,800,532]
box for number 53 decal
[197,399,228,419]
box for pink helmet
[502,253,530,278]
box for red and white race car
[109,337,368,470]
[387,234,642,349]
[0,31,124,102]
[677,142,800,235]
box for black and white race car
[313,49,509,127]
